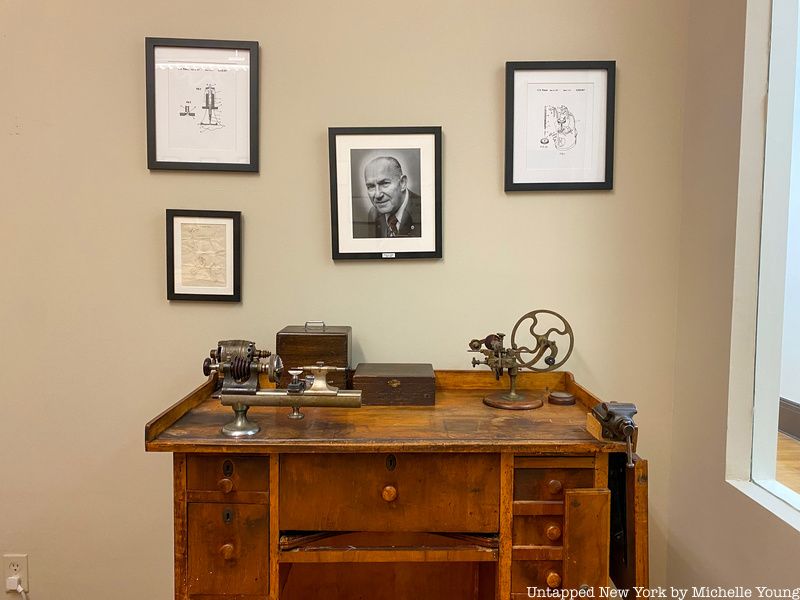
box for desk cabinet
[147,371,648,599]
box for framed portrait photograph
[166,209,241,302]
[505,61,615,191]
[146,37,259,172]
[329,126,442,260]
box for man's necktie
[387,214,398,237]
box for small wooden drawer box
[352,363,435,406]
[275,323,351,389]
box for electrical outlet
[3,554,28,592]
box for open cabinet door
[563,488,611,591]
[609,453,649,589]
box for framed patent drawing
[166,209,241,302]
[146,38,259,172]
[329,126,442,260]
[505,61,615,191]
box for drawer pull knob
[219,543,235,560]
[546,571,562,589]
[218,478,234,493]
[545,524,562,541]
[387,379,401,388]
[382,485,398,502]
[547,479,563,494]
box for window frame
[727,0,800,531]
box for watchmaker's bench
[145,370,648,600]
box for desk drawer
[187,455,268,495]
[512,560,563,592]
[513,468,594,501]
[187,503,268,596]
[280,453,500,532]
[513,515,564,546]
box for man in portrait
[362,156,422,238]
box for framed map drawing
[166,209,241,302]
[146,38,259,172]
[505,61,615,191]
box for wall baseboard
[779,398,800,440]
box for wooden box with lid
[275,322,351,389]
[352,362,436,405]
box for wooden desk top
[145,370,626,454]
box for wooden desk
[145,371,648,600]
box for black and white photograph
[146,38,259,172]
[350,148,422,239]
[505,61,615,191]
[329,127,442,260]
[166,209,241,301]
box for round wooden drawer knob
[219,543,235,560]
[547,479,563,494]
[545,524,562,541]
[217,478,234,493]
[546,571,562,589]
[382,485,398,502]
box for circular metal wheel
[510,309,574,372]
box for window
[727,0,800,530]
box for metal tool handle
[300,364,346,372]
[220,389,362,407]
[626,437,634,468]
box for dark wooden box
[352,363,435,406]
[276,324,352,389]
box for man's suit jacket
[368,190,422,238]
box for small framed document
[166,209,241,302]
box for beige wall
[1,0,790,598]
[667,0,800,585]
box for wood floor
[777,432,800,493]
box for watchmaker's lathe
[468,309,574,410]
[203,339,361,437]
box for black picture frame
[146,37,259,172]
[166,209,241,302]
[328,126,442,260]
[505,61,615,191]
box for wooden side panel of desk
[497,453,514,600]
[631,458,649,588]
[174,455,188,600]
[268,455,279,600]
